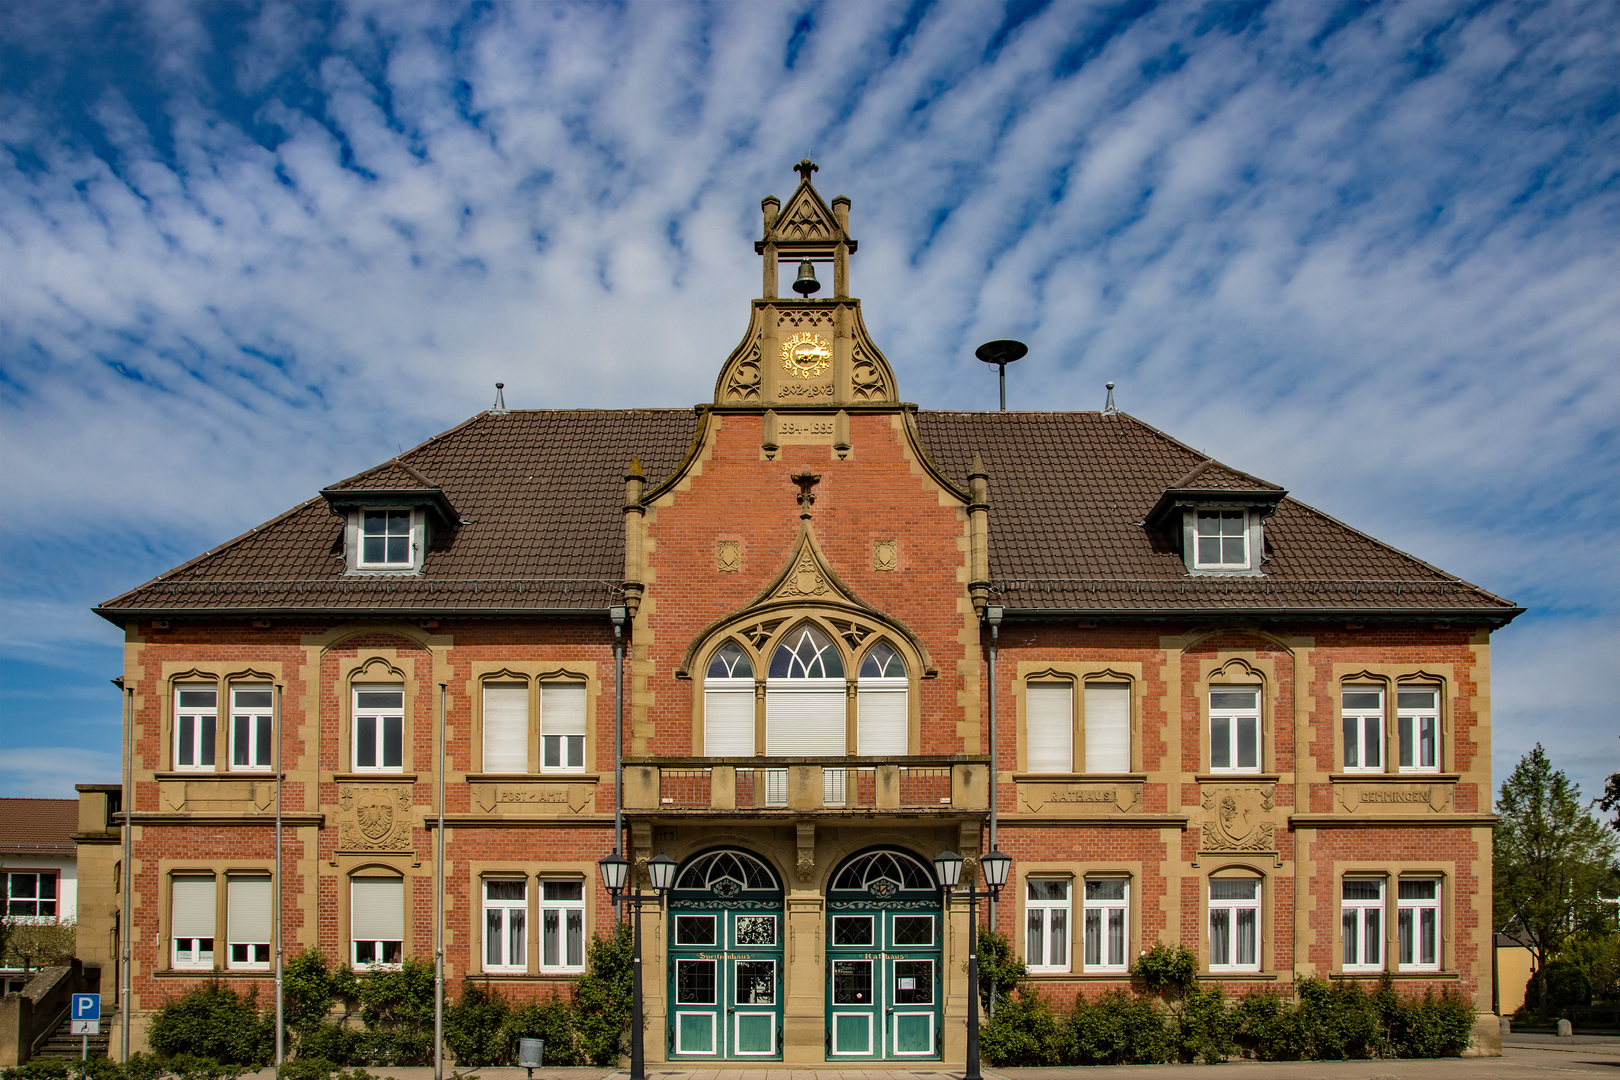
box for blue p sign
[72,994,100,1021]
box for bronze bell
[791,259,821,296]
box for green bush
[501,991,581,1067]
[349,958,435,1066]
[274,1060,374,1080]
[443,980,512,1066]
[978,987,1062,1066]
[0,1061,70,1080]
[571,923,633,1066]
[147,983,274,1066]
[1173,985,1237,1063]
[1064,989,1171,1065]
[1523,960,1593,1020]
[973,927,1024,1014]
[293,1021,362,1065]
[1133,943,1198,998]
[1233,989,1307,1060]
[1392,987,1476,1057]
[1293,977,1385,1059]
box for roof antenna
[1102,382,1118,417]
[975,339,1028,411]
[490,382,509,415]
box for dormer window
[1193,510,1249,570]
[360,509,414,568]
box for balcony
[622,756,988,818]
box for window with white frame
[1341,687,1384,773]
[1209,878,1260,971]
[1397,879,1440,970]
[227,875,271,969]
[1193,510,1249,570]
[482,682,529,773]
[351,876,404,967]
[1026,683,1074,774]
[856,642,908,756]
[1398,688,1440,773]
[358,509,414,568]
[704,642,756,756]
[175,686,217,771]
[1209,688,1260,772]
[540,682,587,772]
[1083,683,1130,773]
[171,875,216,969]
[231,686,274,771]
[5,872,58,920]
[1341,878,1383,971]
[483,879,527,972]
[1083,879,1129,971]
[353,687,404,772]
[765,625,848,805]
[1024,879,1070,972]
[540,880,585,972]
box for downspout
[611,605,628,867]
[119,680,132,1063]
[274,683,284,1067]
[433,683,446,1080]
[617,455,645,918]
[985,606,1002,943]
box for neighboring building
[1,798,79,994]
[92,162,1518,1061]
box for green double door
[667,904,784,1060]
[826,905,942,1060]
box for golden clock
[780,332,832,379]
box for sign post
[71,994,101,1059]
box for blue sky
[2,1,1615,802]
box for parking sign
[72,994,100,1021]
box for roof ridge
[1114,413,1283,490]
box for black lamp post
[599,849,678,1080]
[934,846,1012,1080]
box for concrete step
[33,1009,115,1060]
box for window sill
[1012,773,1148,782]
[1330,970,1457,981]
[1026,971,1132,981]
[474,972,582,981]
[1328,773,1458,783]
[156,771,286,781]
[347,567,422,577]
[1188,568,1264,577]
[333,772,418,782]
[1196,773,1281,783]
[469,773,602,783]
[1201,971,1278,981]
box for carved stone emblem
[872,539,897,571]
[851,347,888,402]
[339,784,414,851]
[725,345,761,402]
[773,551,831,599]
[717,540,740,573]
[1200,785,1276,852]
[780,332,832,379]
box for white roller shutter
[228,876,272,942]
[352,878,404,942]
[482,684,529,773]
[765,685,845,756]
[541,683,587,737]
[856,680,908,756]
[704,686,755,756]
[172,877,216,938]
[1084,684,1131,773]
[1026,683,1073,774]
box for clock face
[780,332,832,379]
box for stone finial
[791,471,821,519]
[795,158,819,184]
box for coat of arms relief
[1199,784,1277,853]
[338,784,415,851]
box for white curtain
[1083,684,1130,773]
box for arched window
[856,642,907,755]
[830,849,936,896]
[674,849,782,895]
[765,625,846,757]
[704,642,756,756]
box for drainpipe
[985,605,1003,934]
[433,683,446,1080]
[118,680,132,1063]
[611,605,629,904]
[274,684,284,1067]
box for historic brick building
[93,162,1517,1061]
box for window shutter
[1083,684,1130,773]
[482,684,529,772]
[765,687,845,756]
[352,878,404,941]
[856,684,907,756]
[541,683,587,737]
[172,877,216,938]
[228,877,272,942]
[1026,684,1073,774]
[704,687,755,756]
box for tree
[1,918,77,975]
[1600,772,1620,834]
[1495,745,1620,1020]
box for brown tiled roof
[99,410,702,614]
[98,406,1517,620]
[913,411,1516,616]
[0,798,79,856]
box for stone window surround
[1328,664,1455,777]
[1012,661,1145,776]
[157,858,275,975]
[1201,864,1272,976]
[1328,864,1454,978]
[1194,655,1281,777]
[158,662,285,776]
[467,862,597,979]
[464,662,601,776]
[1015,860,1145,980]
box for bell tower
[713,160,900,418]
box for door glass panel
[735,960,776,1004]
[676,915,716,945]
[735,1013,773,1055]
[894,1013,932,1055]
[676,959,716,1004]
[734,915,776,946]
[834,1014,871,1054]
[833,915,873,946]
[893,960,934,1004]
[833,959,872,1003]
[892,916,933,946]
[677,1012,714,1054]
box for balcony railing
[623,757,988,814]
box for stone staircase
[33,1010,113,1060]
